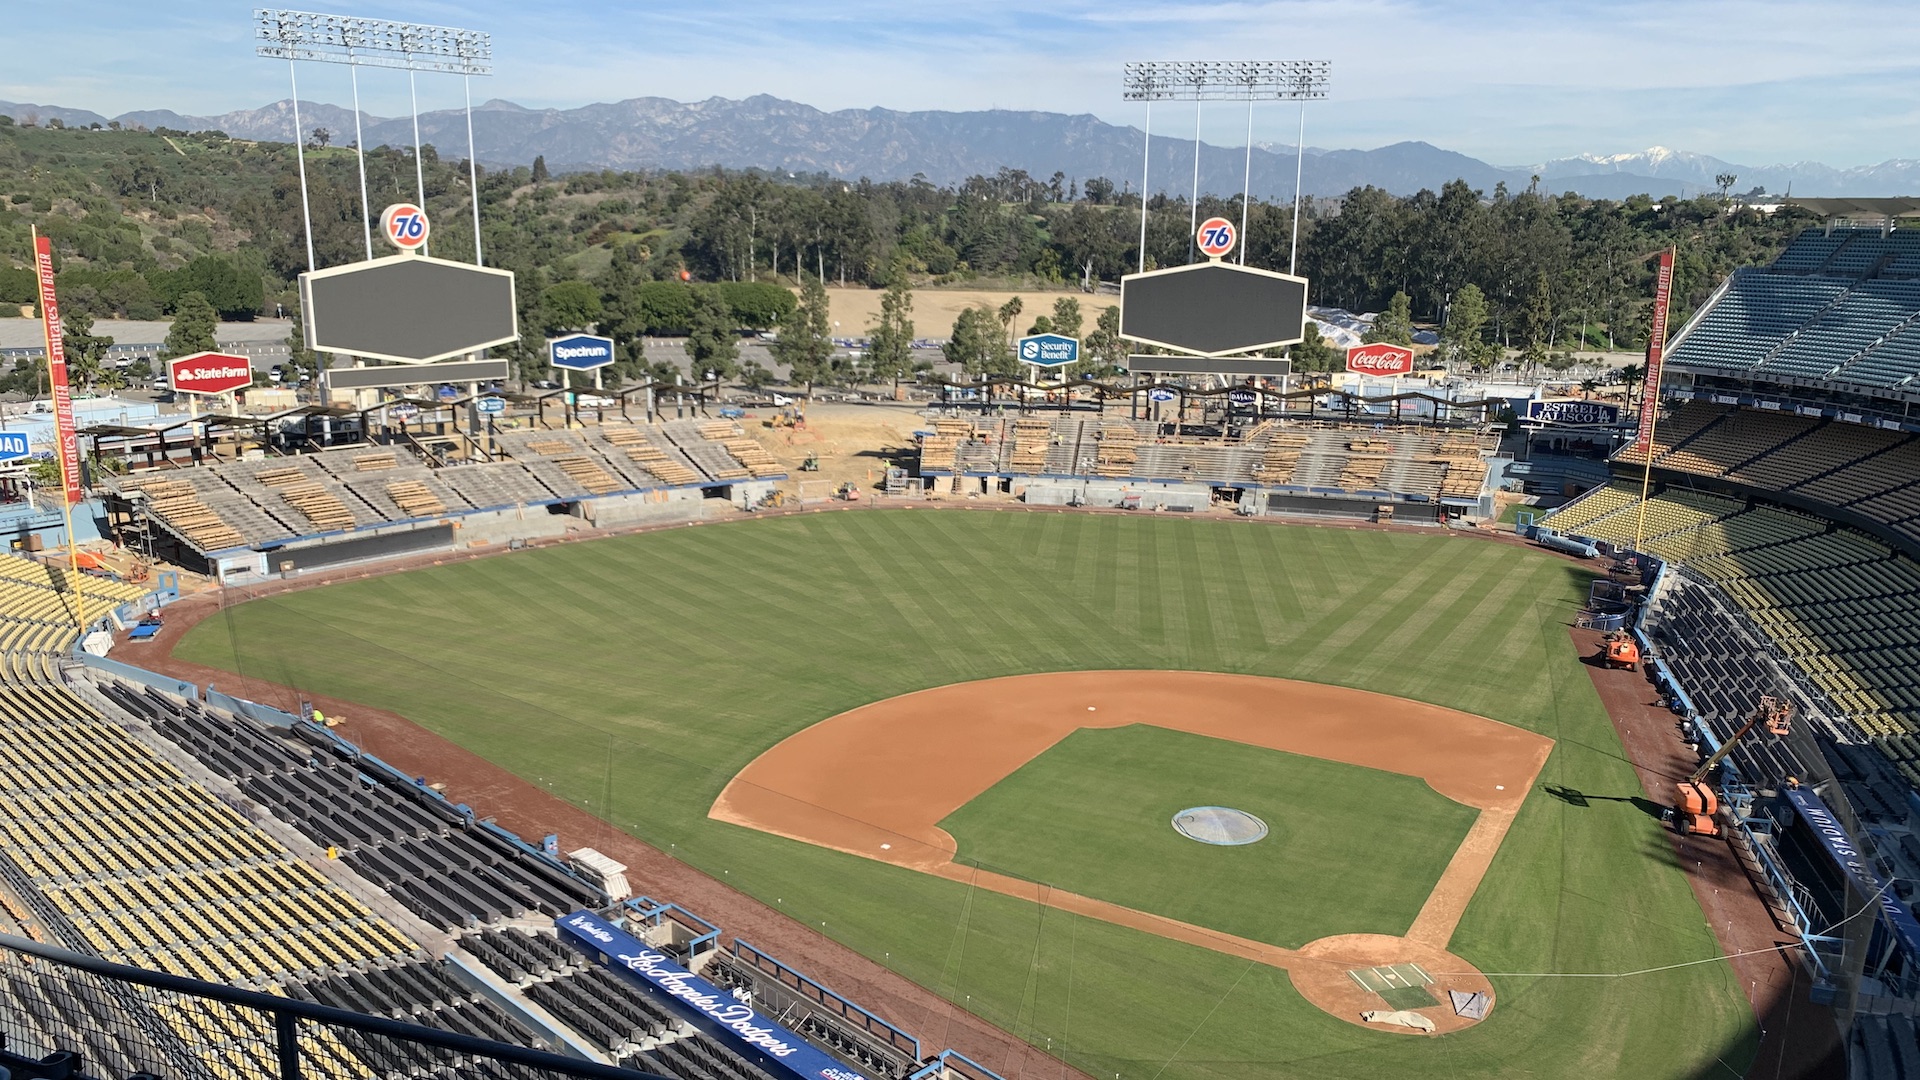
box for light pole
[1123,61,1330,270]
[254,10,493,268]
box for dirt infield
[711,670,1554,1034]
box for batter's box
[1350,962,1437,1011]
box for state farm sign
[1345,343,1416,377]
[168,352,255,395]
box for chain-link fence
[0,933,663,1080]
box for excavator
[1673,696,1793,837]
[1598,629,1640,671]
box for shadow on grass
[1542,783,1667,821]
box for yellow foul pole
[1630,246,1678,553]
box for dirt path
[1573,628,1844,1079]
[713,670,1554,1035]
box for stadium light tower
[254,10,493,267]
[1123,60,1331,273]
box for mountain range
[4,94,1917,201]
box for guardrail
[0,932,662,1080]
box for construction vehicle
[1673,696,1793,837]
[799,451,820,472]
[833,482,862,502]
[1598,629,1640,671]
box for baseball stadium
[5,49,1920,1080]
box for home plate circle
[1172,806,1268,846]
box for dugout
[1770,787,1920,1010]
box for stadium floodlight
[1123,60,1331,273]
[254,10,492,268]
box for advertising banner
[1633,248,1676,455]
[1345,342,1416,377]
[1526,399,1622,425]
[168,353,255,395]
[557,911,871,1080]
[32,235,83,505]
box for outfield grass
[177,510,1756,1080]
[941,726,1478,948]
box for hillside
[0,118,1818,391]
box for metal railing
[0,933,663,1080]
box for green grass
[177,510,1757,1080]
[941,726,1477,948]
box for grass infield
[178,510,1757,1080]
[941,725,1479,948]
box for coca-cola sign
[1345,343,1416,376]
[168,352,256,395]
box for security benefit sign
[548,333,616,371]
[1526,398,1622,425]
[168,352,255,396]
[1017,333,1080,367]
[557,911,872,1080]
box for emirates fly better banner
[1633,248,1677,455]
[31,236,83,505]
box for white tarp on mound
[1362,1009,1437,1032]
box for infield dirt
[713,669,1554,1034]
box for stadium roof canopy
[1788,197,1920,220]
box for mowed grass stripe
[176,511,1757,1080]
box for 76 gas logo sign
[1196,217,1237,259]
[380,203,431,252]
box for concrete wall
[576,488,706,527]
[1022,480,1212,511]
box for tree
[865,275,916,392]
[61,310,115,390]
[772,274,834,395]
[1439,283,1489,368]
[532,155,550,183]
[944,306,1015,377]
[540,280,602,334]
[308,127,332,149]
[740,359,775,391]
[1025,315,1054,337]
[1049,296,1084,341]
[996,296,1023,343]
[683,286,740,379]
[1519,271,1554,368]
[1288,321,1339,373]
[1080,304,1127,374]
[161,292,218,360]
[1364,291,1414,346]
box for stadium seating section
[1546,484,1920,789]
[1666,227,1920,390]
[922,416,1498,502]
[103,420,778,556]
[0,552,868,1080]
[1613,401,1920,549]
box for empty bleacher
[104,418,772,558]
[1544,487,1920,783]
[916,415,1498,503]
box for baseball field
[175,509,1757,1079]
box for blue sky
[7,0,1916,167]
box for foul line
[1437,878,1895,980]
